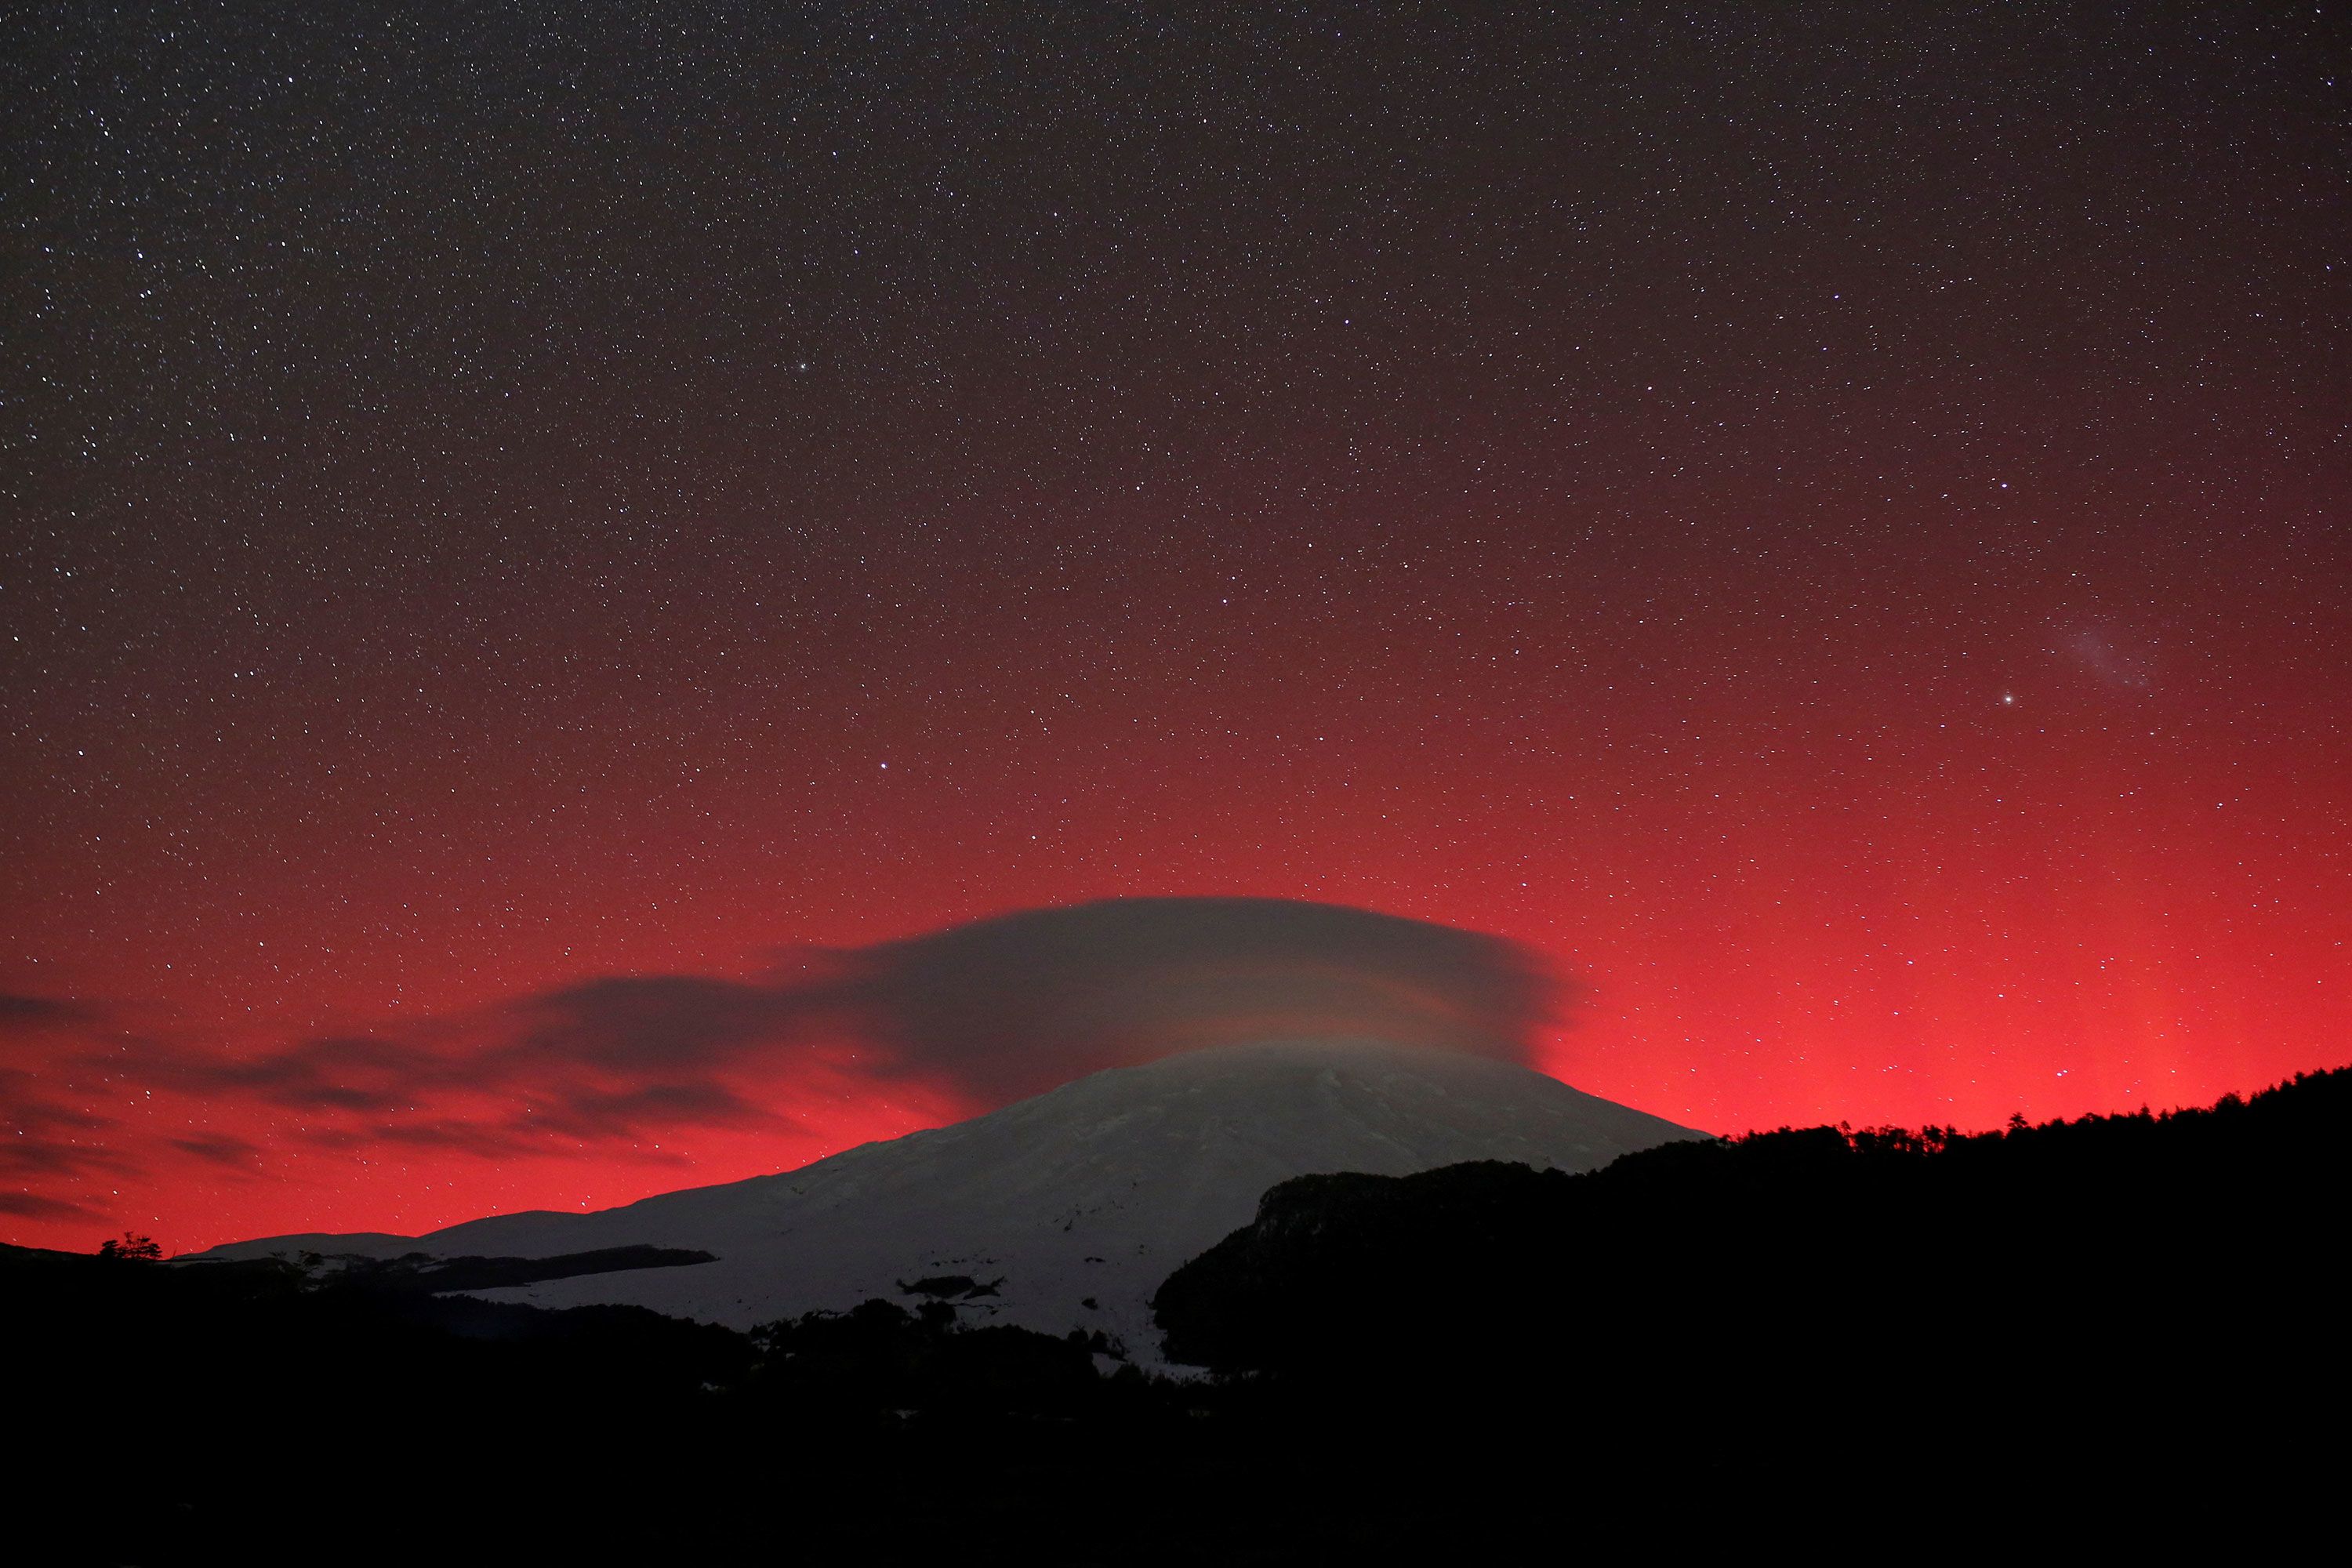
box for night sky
[5,3,2348,1251]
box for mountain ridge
[198,1038,1708,1357]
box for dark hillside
[1153,1066,2352,1533]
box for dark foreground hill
[1158,1064,2352,1374]
[1155,1065,2352,1537]
[9,1068,2348,1562]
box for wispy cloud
[0,993,96,1029]
[0,1190,110,1223]
[167,1133,264,1169]
[0,1068,136,1184]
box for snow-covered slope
[200,1040,1707,1358]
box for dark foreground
[11,1068,2348,1563]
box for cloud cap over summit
[828,896,1563,1102]
[2,898,1566,1247]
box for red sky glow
[6,5,2346,1254]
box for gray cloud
[0,1190,110,1222]
[31,899,1564,1185]
[513,1079,787,1140]
[0,1069,107,1134]
[822,897,1560,1102]
[0,993,94,1029]
[190,1035,443,1112]
[0,1043,137,1229]
[0,1069,134,1186]
[459,896,1559,1105]
[0,1134,138,1182]
[167,1133,265,1169]
[505,977,815,1075]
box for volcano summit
[201,1040,1706,1358]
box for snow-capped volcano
[198,1040,1707,1358]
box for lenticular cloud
[2,898,1568,1236]
[824,896,1563,1102]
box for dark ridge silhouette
[895,1272,1007,1300]
[1154,1065,2352,1379]
[1149,1065,2352,1544]
[296,1243,720,1294]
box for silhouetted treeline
[9,1070,2348,1562]
[1159,1066,2352,1372]
[1154,1066,2352,1538]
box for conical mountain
[201,1040,1707,1359]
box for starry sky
[5,3,2348,1251]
